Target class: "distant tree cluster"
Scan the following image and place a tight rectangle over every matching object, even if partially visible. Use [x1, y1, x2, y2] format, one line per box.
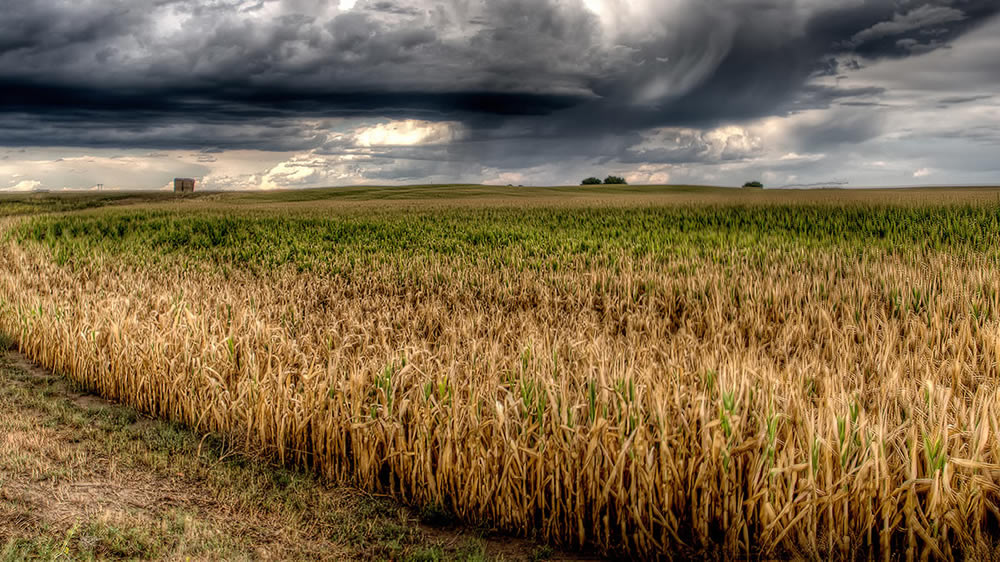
[582, 176, 628, 185]
[743, 181, 764, 189]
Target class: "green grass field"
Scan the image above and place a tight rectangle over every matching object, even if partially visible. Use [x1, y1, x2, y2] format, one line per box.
[18, 202, 1000, 264]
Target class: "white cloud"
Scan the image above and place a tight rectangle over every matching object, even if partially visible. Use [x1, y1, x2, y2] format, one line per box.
[632, 125, 763, 162]
[7, 179, 42, 192]
[354, 120, 461, 147]
[260, 154, 342, 190]
[913, 168, 932, 178]
[487, 172, 526, 186]
[779, 152, 826, 162]
[626, 164, 672, 185]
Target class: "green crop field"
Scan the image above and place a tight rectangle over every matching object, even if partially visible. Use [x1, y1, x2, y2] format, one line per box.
[18, 202, 1000, 266]
[3, 185, 1000, 559]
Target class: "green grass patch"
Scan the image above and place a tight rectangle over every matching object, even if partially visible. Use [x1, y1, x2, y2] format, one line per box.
[15, 203, 1000, 276]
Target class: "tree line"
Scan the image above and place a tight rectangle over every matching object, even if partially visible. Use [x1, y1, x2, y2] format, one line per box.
[581, 176, 628, 185]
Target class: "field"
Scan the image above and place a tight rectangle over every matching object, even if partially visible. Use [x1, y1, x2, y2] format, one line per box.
[0, 343, 548, 561]
[3, 185, 1000, 559]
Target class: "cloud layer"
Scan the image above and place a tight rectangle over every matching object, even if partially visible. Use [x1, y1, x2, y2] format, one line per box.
[1, 0, 998, 189]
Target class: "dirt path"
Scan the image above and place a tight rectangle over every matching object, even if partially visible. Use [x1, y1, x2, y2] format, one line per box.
[0, 348, 589, 561]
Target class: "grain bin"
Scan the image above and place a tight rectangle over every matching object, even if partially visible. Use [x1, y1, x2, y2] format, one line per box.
[173, 178, 196, 193]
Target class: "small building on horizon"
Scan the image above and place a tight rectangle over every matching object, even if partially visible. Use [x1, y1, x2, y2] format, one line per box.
[174, 178, 196, 193]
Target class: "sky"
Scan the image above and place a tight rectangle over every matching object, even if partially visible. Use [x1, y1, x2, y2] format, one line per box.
[1, 0, 998, 191]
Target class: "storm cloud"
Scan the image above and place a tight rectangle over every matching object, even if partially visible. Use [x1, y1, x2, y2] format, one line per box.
[1, 0, 998, 188]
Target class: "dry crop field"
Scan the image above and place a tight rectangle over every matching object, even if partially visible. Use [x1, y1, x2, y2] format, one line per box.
[0, 343, 547, 561]
[3, 185, 1000, 559]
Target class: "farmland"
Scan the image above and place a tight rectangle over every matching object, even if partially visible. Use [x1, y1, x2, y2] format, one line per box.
[3, 185, 1000, 559]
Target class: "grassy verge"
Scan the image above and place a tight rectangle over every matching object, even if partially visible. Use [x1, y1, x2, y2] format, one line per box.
[0, 345, 568, 562]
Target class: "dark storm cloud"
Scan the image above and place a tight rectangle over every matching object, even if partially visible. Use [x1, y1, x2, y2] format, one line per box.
[0, 112, 330, 151]
[554, 0, 998, 133]
[787, 106, 890, 152]
[938, 94, 993, 105]
[0, 0, 997, 152]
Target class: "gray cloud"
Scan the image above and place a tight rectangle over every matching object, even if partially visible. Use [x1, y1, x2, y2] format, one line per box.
[0, 0, 998, 190]
[938, 94, 993, 105]
[1, 0, 997, 150]
[850, 5, 966, 46]
[788, 107, 890, 152]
